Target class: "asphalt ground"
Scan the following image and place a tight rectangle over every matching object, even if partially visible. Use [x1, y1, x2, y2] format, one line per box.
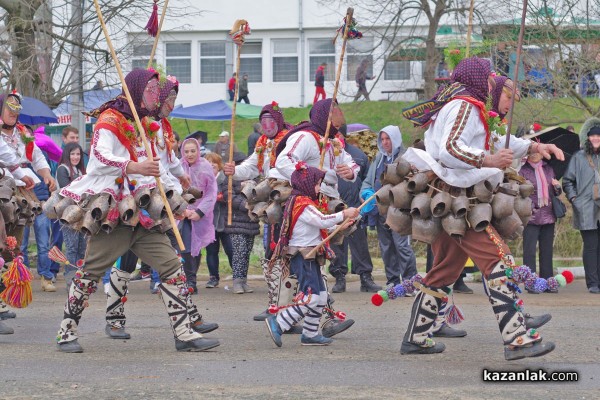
[0, 274, 598, 399]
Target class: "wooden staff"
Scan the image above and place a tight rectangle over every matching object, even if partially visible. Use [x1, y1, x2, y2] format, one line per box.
[92, 0, 185, 250]
[306, 188, 378, 259]
[318, 7, 354, 170]
[147, 0, 170, 69]
[227, 20, 248, 225]
[505, 0, 528, 149]
[465, 0, 475, 57]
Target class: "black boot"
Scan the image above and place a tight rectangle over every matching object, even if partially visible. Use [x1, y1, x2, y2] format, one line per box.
[360, 273, 382, 293]
[332, 275, 346, 293]
[452, 275, 473, 294]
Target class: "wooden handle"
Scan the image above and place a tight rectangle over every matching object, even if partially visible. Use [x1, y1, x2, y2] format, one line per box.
[305, 188, 377, 259]
[227, 46, 243, 226]
[93, 0, 185, 250]
[318, 7, 354, 170]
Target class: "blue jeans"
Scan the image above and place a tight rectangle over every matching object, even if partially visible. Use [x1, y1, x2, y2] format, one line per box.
[21, 214, 53, 280]
[61, 224, 87, 275]
[290, 253, 326, 295]
[50, 219, 63, 275]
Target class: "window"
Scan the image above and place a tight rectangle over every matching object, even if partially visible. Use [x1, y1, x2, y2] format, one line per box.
[384, 60, 411, 80]
[239, 41, 262, 82]
[309, 39, 335, 81]
[272, 39, 298, 82]
[129, 37, 154, 71]
[166, 42, 191, 83]
[199, 41, 226, 83]
[346, 37, 374, 81]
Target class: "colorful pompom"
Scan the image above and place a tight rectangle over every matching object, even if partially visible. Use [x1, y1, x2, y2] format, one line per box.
[393, 284, 406, 298]
[513, 299, 524, 312]
[149, 121, 160, 132]
[554, 274, 567, 287]
[527, 328, 540, 339]
[546, 277, 560, 292]
[512, 265, 532, 283]
[371, 293, 384, 306]
[561, 270, 574, 284]
[533, 277, 548, 293]
[445, 303, 465, 325]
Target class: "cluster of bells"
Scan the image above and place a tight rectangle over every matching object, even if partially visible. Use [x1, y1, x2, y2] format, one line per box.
[376, 158, 538, 244]
[0, 174, 42, 229]
[43, 186, 202, 236]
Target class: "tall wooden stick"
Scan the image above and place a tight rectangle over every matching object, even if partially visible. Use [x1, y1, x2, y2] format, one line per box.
[92, 0, 185, 250]
[505, 0, 528, 149]
[318, 7, 354, 170]
[305, 188, 378, 259]
[147, 0, 170, 69]
[227, 48, 242, 226]
[465, 0, 475, 57]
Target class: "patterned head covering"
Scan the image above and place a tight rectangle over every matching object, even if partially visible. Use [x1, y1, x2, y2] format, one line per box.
[290, 164, 326, 201]
[402, 56, 492, 127]
[153, 77, 179, 119]
[0, 92, 23, 128]
[276, 98, 340, 156]
[451, 57, 492, 103]
[260, 102, 285, 133]
[87, 68, 159, 119]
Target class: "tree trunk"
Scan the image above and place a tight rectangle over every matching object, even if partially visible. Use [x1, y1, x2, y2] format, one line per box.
[5, 1, 44, 97]
[423, 21, 440, 98]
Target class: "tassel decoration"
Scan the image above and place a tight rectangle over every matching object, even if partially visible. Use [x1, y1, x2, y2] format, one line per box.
[48, 246, 69, 265]
[0, 256, 33, 308]
[445, 303, 465, 325]
[145, 0, 159, 37]
[139, 209, 154, 229]
[107, 206, 119, 222]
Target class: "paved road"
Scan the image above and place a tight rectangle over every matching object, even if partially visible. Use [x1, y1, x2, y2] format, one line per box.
[1, 276, 598, 399]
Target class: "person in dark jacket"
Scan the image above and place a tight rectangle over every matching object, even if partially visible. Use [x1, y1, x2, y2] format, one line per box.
[353, 59, 373, 101]
[238, 73, 250, 104]
[563, 116, 600, 294]
[204, 153, 234, 288]
[247, 123, 262, 156]
[329, 133, 382, 293]
[313, 63, 327, 104]
[222, 152, 259, 293]
[519, 153, 561, 292]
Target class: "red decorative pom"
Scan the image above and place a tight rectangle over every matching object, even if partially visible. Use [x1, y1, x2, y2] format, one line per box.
[371, 293, 384, 306]
[295, 161, 307, 171]
[107, 206, 120, 222]
[269, 241, 276, 251]
[5, 236, 18, 251]
[76, 260, 84, 268]
[121, 296, 128, 303]
[268, 304, 279, 314]
[125, 124, 135, 133]
[561, 270, 574, 284]
[334, 311, 346, 321]
[188, 287, 194, 294]
[149, 121, 160, 132]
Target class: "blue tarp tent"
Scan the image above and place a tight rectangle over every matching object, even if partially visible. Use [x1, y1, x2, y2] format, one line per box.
[169, 100, 261, 121]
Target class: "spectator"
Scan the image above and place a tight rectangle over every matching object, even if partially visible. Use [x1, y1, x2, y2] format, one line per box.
[213, 131, 240, 160]
[247, 123, 262, 156]
[178, 137, 218, 294]
[91, 80, 104, 90]
[361, 125, 417, 286]
[563, 117, 600, 294]
[329, 131, 382, 293]
[353, 59, 374, 101]
[20, 168, 55, 292]
[238, 73, 250, 104]
[223, 152, 260, 294]
[519, 152, 562, 293]
[566, 125, 576, 133]
[228, 72, 237, 101]
[313, 62, 327, 104]
[55, 142, 87, 290]
[204, 153, 233, 288]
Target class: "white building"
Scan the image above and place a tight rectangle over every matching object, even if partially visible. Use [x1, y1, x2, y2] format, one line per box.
[126, 0, 447, 108]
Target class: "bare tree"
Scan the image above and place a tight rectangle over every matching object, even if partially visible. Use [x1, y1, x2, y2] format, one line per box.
[0, 0, 201, 107]
[321, 1, 487, 98]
